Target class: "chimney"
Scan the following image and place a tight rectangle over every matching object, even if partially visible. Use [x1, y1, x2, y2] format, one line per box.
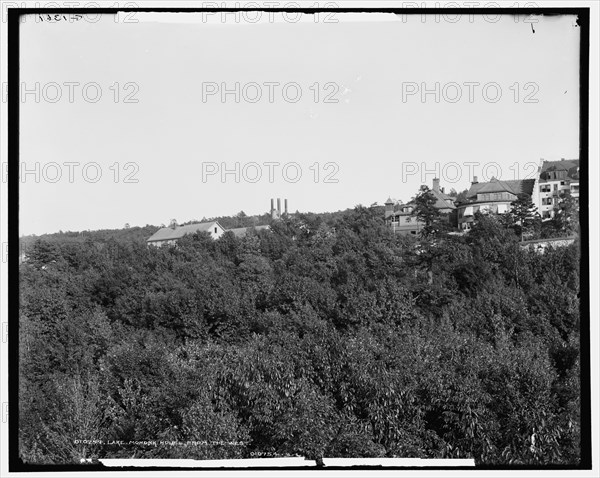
[277, 198, 281, 218]
[284, 199, 288, 216]
[432, 178, 440, 192]
[271, 198, 276, 219]
[472, 176, 478, 184]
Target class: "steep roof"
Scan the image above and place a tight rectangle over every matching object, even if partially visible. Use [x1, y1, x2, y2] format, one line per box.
[540, 159, 579, 180]
[147, 221, 222, 242]
[386, 189, 456, 212]
[466, 178, 535, 199]
[430, 188, 456, 210]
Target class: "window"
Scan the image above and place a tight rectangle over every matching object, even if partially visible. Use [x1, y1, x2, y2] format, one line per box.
[540, 185, 551, 192]
[214, 227, 218, 233]
[410, 230, 416, 235]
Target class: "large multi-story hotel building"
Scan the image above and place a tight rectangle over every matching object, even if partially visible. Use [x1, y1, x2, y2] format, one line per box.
[386, 159, 579, 234]
[537, 159, 579, 219]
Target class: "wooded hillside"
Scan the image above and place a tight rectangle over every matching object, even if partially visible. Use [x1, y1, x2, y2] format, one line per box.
[18, 206, 581, 465]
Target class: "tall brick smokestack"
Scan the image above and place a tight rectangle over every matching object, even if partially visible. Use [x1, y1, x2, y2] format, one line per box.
[271, 198, 275, 219]
[284, 199, 288, 216]
[432, 178, 440, 192]
[277, 198, 281, 218]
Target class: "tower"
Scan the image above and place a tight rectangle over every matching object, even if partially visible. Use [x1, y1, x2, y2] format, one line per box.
[384, 197, 395, 219]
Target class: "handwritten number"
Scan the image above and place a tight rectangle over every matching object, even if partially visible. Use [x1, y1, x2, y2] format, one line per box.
[38, 13, 83, 23]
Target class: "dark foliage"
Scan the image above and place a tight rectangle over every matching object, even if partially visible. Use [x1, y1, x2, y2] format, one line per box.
[18, 207, 581, 465]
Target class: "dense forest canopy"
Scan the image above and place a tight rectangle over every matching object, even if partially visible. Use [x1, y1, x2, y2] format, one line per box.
[18, 201, 581, 465]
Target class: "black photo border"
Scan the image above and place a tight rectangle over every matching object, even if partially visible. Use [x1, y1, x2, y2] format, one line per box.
[7, 5, 591, 473]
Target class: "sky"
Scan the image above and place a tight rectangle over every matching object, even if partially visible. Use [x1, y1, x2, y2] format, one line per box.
[18, 11, 581, 235]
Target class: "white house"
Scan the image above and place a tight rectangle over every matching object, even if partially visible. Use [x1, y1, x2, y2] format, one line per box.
[537, 159, 579, 220]
[147, 221, 225, 247]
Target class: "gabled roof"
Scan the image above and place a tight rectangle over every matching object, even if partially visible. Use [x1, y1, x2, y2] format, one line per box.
[227, 225, 271, 238]
[430, 188, 456, 210]
[475, 177, 518, 194]
[387, 191, 455, 214]
[540, 159, 579, 180]
[147, 221, 223, 242]
[466, 178, 535, 199]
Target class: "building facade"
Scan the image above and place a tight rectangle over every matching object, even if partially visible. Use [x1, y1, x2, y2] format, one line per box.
[456, 176, 537, 231]
[147, 221, 225, 247]
[385, 178, 456, 235]
[537, 159, 579, 220]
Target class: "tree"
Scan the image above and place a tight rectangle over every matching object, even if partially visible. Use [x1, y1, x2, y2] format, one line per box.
[411, 186, 450, 239]
[508, 193, 541, 242]
[17, 203, 581, 466]
[235, 210, 248, 227]
[449, 188, 469, 203]
[551, 192, 579, 237]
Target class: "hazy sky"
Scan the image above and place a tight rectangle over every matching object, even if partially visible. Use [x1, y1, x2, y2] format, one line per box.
[19, 12, 580, 235]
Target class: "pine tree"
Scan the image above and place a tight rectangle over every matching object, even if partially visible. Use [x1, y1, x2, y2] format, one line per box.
[508, 193, 540, 241]
[551, 192, 579, 237]
[412, 185, 449, 239]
